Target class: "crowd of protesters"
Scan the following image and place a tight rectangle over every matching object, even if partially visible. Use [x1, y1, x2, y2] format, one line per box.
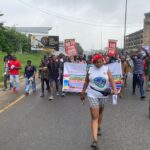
[2, 48, 150, 150]
[2, 48, 150, 100]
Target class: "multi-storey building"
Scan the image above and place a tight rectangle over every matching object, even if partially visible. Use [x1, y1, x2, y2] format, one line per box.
[125, 12, 150, 52]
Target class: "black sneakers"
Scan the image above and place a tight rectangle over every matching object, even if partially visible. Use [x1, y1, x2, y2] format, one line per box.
[141, 96, 146, 100]
[91, 141, 99, 149]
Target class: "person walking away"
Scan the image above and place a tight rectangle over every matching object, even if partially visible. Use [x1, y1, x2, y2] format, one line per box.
[80, 54, 117, 149]
[48, 55, 61, 100]
[3, 58, 10, 91]
[39, 59, 50, 98]
[8, 56, 21, 93]
[24, 60, 36, 95]
[131, 48, 149, 100]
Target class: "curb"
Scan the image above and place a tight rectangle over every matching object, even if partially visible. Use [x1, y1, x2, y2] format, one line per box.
[0, 75, 24, 91]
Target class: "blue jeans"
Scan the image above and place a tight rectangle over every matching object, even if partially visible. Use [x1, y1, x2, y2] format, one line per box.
[133, 74, 144, 97]
[10, 75, 19, 91]
[25, 77, 36, 93]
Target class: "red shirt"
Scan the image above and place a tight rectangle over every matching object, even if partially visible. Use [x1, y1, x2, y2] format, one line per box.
[8, 60, 21, 75]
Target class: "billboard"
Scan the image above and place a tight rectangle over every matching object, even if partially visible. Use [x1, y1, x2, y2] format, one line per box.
[65, 39, 77, 56]
[31, 35, 59, 51]
[107, 39, 117, 57]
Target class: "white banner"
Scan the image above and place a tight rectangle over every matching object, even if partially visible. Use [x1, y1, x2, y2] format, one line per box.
[63, 62, 123, 93]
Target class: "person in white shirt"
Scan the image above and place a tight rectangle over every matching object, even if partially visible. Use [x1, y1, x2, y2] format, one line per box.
[81, 54, 117, 149]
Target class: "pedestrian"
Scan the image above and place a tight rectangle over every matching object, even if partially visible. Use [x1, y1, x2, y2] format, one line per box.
[76, 55, 86, 64]
[131, 48, 149, 99]
[24, 60, 36, 95]
[39, 59, 50, 98]
[144, 53, 150, 91]
[48, 55, 61, 100]
[3, 58, 10, 91]
[119, 55, 130, 98]
[80, 54, 117, 149]
[3, 51, 13, 62]
[8, 55, 21, 93]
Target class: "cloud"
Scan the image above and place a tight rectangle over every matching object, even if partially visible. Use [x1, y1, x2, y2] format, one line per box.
[0, 0, 149, 50]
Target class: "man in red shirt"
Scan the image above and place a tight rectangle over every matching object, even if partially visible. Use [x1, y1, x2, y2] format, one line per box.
[8, 56, 21, 93]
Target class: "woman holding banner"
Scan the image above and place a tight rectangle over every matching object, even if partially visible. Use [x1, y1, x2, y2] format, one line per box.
[80, 54, 117, 149]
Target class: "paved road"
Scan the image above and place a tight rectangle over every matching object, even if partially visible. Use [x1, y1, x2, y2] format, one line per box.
[0, 79, 150, 150]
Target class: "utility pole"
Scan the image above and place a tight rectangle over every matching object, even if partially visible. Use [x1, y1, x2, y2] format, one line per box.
[101, 32, 103, 50]
[124, 0, 128, 50]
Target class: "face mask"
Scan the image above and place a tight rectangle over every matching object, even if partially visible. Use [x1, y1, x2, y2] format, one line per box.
[60, 58, 63, 62]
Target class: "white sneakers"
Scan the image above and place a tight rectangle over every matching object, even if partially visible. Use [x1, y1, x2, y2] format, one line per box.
[49, 96, 54, 100]
[49, 92, 65, 100]
[56, 92, 59, 96]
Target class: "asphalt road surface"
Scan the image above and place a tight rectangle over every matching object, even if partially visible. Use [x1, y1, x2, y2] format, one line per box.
[0, 80, 150, 150]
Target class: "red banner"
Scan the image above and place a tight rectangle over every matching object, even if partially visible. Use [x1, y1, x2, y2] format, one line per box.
[107, 39, 117, 57]
[65, 39, 77, 56]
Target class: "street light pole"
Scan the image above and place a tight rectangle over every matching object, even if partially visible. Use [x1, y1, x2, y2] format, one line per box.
[124, 0, 128, 50]
[101, 32, 103, 50]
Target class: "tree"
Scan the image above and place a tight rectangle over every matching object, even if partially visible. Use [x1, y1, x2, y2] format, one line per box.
[0, 27, 30, 52]
[0, 13, 30, 52]
[76, 42, 84, 55]
[0, 13, 4, 29]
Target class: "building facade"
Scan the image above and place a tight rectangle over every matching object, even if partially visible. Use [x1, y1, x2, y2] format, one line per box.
[143, 12, 150, 46]
[125, 12, 150, 52]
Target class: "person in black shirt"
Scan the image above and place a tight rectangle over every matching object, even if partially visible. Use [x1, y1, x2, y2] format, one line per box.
[24, 60, 36, 95]
[48, 55, 61, 100]
[3, 51, 13, 62]
[39, 59, 50, 98]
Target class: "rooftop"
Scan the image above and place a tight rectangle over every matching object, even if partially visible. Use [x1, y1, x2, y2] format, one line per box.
[145, 12, 150, 17]
[126, 29, 143, 37]
[16, 27, 52, 34]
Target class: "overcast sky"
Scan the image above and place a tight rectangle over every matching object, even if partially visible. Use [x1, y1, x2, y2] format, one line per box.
[0, 0, 150, 50]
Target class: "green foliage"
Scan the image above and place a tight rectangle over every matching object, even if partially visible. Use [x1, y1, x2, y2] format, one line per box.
[0, 27, 30, 52]
[0, 13, 30, 52]
[0, 52, 43, 82]
[76, 42, 84, 55]
[0, 13, 4, 29]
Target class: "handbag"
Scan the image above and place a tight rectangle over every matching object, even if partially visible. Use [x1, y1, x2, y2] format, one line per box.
[90, 86, 111, 96]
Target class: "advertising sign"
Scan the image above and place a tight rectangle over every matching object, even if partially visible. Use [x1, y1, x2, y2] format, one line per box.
[31, 34, 59, 51]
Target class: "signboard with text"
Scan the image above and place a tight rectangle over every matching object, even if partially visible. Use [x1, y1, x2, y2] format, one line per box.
[63, 62, 123, 93]
[65, 39, 77, 56]
[31, 34, 59, 51]
[107, 39, 117, 57]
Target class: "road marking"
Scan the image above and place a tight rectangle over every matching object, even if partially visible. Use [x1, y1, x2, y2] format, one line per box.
[0, 83, 41, 114]
[0, 95, 25, 114]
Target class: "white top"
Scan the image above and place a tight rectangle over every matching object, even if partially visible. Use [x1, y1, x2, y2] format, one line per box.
[87, 65, 109, 98]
